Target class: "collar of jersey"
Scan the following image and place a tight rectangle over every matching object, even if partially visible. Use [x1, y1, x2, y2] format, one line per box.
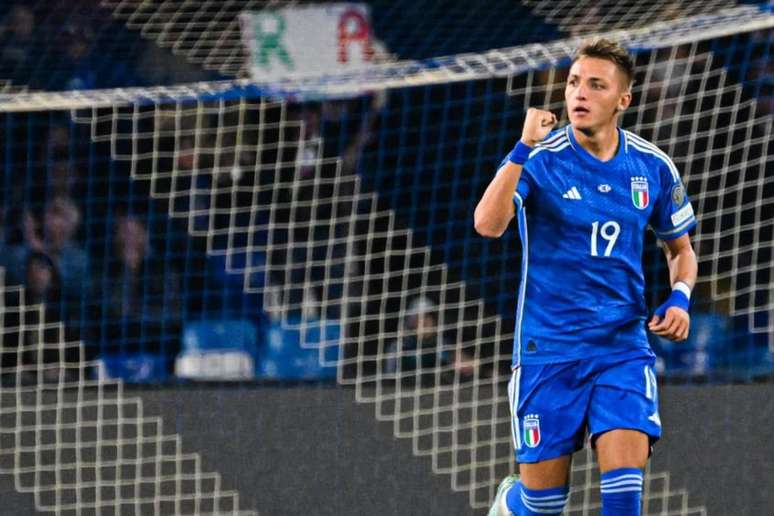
[566, 125, 627, 168]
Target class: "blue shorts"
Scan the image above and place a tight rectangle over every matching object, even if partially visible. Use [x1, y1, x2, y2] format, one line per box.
[508, 352, 661, 463]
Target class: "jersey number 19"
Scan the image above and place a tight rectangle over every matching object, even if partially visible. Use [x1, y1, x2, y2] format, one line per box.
[590, 220, 621, 257]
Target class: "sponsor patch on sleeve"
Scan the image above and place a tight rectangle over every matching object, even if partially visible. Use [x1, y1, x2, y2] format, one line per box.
[671, 203, 694, 226]
[671, 184, 685, 206]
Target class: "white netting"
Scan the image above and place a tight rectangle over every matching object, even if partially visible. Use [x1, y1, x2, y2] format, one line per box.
[521, 0, 732, 35]
[100, 0, 297, 77]
[1, 5, 772, 108]
[98, 0, 747, 77]
[62, 25, 774, 511]
[1, 4, 771, 514]
[0, 271, 258, 515]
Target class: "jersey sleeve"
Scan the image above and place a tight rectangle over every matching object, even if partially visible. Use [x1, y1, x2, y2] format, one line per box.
[649, 157, 697, 240]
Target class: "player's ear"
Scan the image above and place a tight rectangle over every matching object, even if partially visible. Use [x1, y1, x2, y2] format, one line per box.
[615, 71, 633, 112]
[617, 88, 632, 112]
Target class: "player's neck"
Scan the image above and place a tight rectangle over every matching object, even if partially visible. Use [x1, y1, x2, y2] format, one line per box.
[572, 124, 619, 162]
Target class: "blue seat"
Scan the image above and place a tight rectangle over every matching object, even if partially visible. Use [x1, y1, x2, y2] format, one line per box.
[652, 312, 731, 376]
[652, 312, 774, 381]
[257, 317, 340, 380]
[95, 353, 169, 384]
[182, 320, 258, 353]
[176, 320, 258, 381]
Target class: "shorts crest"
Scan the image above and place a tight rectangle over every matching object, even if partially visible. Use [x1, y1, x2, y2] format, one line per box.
[523, 414, 541, 448]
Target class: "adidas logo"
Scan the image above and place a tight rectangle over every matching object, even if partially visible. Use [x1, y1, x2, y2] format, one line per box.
[562, 186, 582, 200]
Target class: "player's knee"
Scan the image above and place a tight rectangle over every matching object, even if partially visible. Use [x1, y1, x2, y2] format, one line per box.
[519, 456, 572, 490]
[595, 430, 649, 471]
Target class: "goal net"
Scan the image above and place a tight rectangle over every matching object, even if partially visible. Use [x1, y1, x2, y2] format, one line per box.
[0, 1, 772, 514]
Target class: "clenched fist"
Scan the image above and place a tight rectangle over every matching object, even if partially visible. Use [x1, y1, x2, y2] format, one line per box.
[648, 307, 690, 341]
[521, 108, 558, 147]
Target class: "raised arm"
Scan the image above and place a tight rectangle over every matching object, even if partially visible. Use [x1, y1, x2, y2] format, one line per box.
[648, 233, 698, 341]
[474, 108, 556, 238]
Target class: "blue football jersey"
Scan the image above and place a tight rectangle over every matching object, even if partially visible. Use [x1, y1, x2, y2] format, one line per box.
[502, 125, 697, 367]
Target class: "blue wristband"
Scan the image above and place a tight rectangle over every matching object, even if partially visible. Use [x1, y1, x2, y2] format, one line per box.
[507, 141, 534, 165]
[654, 287, 690, 318]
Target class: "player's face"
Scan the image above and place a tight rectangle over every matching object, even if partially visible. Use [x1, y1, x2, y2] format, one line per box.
[565, 57, 631, 132]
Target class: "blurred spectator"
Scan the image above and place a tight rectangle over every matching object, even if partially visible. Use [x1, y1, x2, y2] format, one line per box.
[296, 105, 323, 180]
[0, 5, 37, 86]
[24, 251, 82, 357]
[25, 125, 87, 207]
[268, 93, 386, 322]
[55, 23, 97, 91]
[48, 159, 85, 200]
[25, 252, 62, 307]
[384, 296, 477, 385]
[100, 214, 182, 366]
[747, 29, 774, 115]
[45, 125, 85, 199]
[6, 196, 91, 310]
[135, 41, 211, 87]
[0, 205, 7, 269]
[1, 252, 81, 385]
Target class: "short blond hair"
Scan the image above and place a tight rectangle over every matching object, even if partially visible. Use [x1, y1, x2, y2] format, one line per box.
[573, 37, 635, 89]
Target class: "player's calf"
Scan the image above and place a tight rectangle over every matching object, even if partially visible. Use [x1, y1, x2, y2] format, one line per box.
[600, 468, 644, 516]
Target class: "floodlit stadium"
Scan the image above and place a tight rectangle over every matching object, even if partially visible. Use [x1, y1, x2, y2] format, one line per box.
[0, 1, 772, 514]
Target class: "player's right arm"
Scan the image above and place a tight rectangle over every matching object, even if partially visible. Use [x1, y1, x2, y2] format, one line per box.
[474, 108, 557, 238]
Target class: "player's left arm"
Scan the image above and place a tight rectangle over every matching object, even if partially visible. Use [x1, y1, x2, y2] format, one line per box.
[647, 233, 698, 341]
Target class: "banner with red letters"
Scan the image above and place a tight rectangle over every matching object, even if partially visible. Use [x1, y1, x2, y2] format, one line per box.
[240, 3, 375, 82]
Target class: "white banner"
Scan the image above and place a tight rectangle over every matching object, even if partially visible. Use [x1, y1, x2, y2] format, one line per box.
[240, 4, 375, 82]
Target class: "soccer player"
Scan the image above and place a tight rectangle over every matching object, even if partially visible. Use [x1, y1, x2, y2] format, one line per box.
[474, 38, 698, 516]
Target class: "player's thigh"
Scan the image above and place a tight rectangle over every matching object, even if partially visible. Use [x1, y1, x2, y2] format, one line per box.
[519, 455, 572, 490]
[508, 362, 590, 468]
[587, 356, 661, 468]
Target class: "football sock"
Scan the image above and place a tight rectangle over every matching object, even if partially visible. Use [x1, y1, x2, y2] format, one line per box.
[505, 481, 569, 515]
[600, 467, 643, 516]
